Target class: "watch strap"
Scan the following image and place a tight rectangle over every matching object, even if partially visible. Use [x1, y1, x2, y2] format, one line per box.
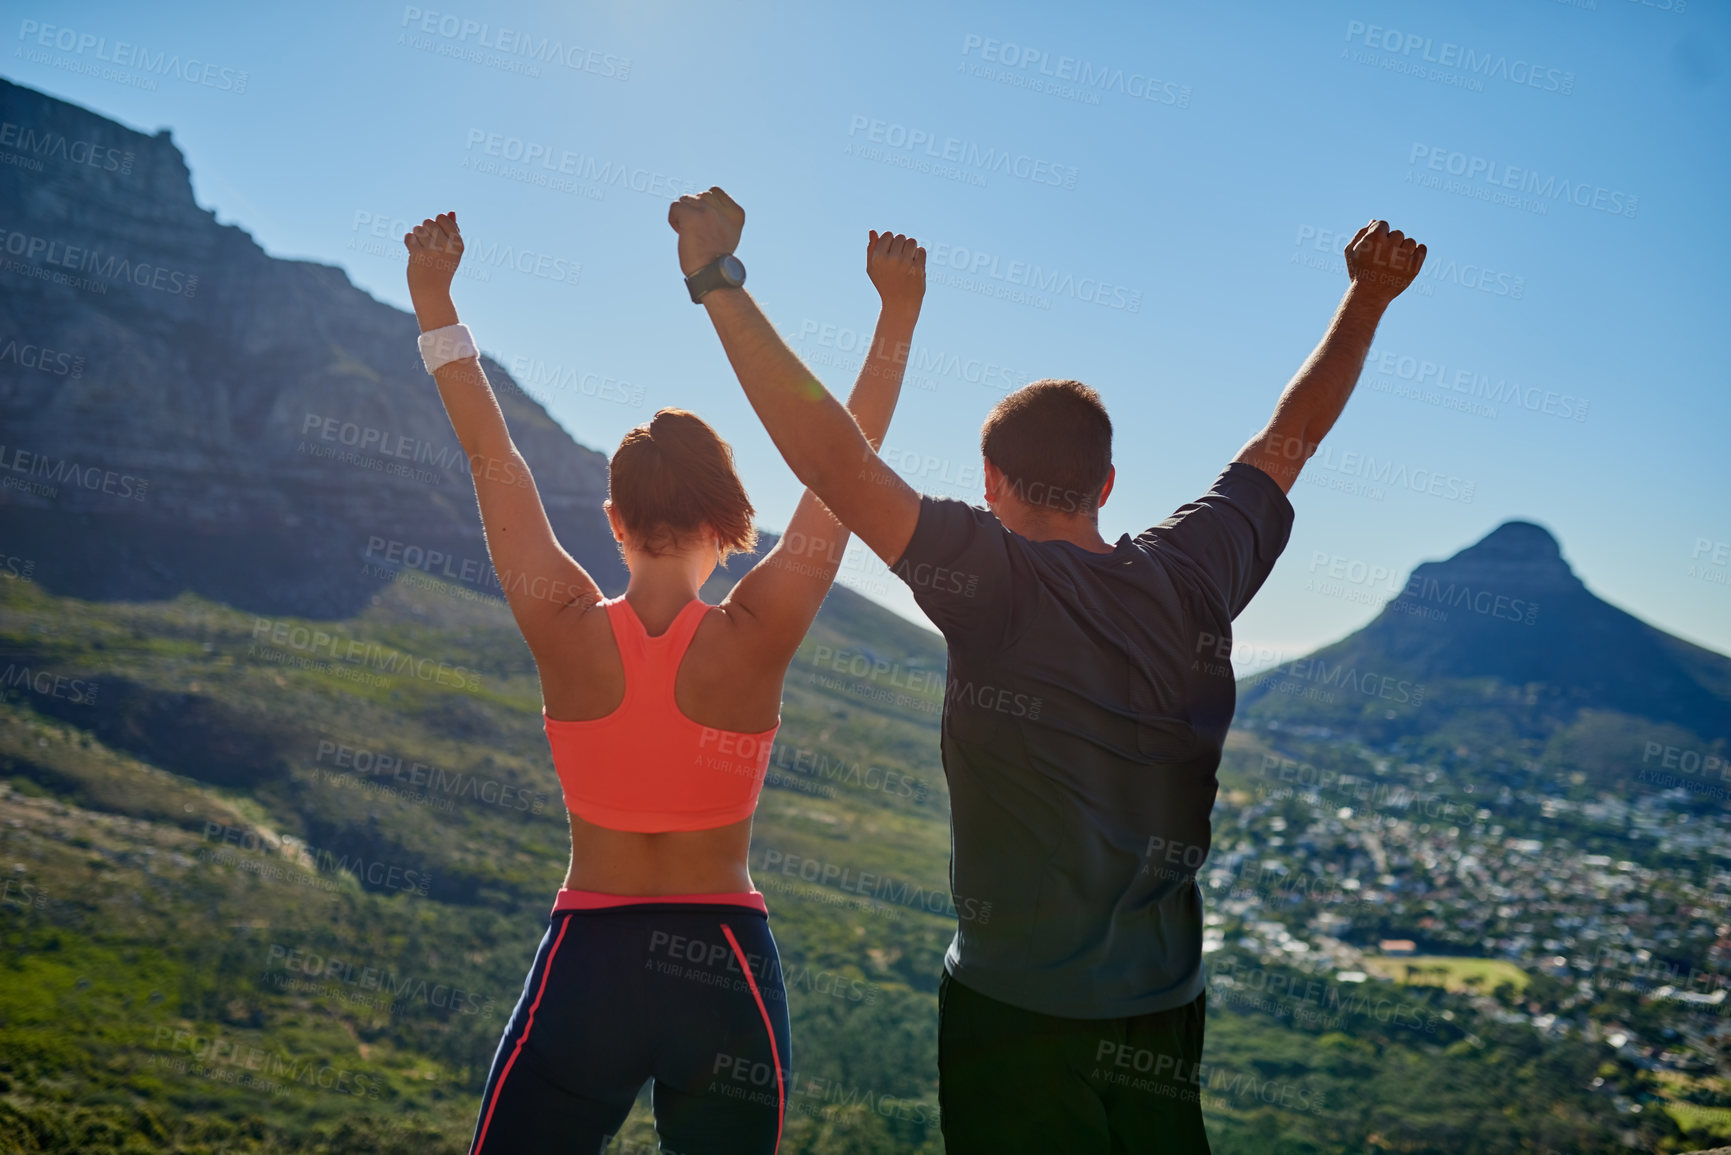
[686, 254, 743, 303]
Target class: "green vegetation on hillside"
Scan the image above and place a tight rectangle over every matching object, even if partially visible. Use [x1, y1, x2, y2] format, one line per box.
[0, 574, 1708, 1152]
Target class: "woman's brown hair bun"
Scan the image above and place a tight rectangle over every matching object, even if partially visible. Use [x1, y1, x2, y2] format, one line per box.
[609, 408, 757, 560]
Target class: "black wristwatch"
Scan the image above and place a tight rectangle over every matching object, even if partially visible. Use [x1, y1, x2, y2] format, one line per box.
[685, 253, 746, 303]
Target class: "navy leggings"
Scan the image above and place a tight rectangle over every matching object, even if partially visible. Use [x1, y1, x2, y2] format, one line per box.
[468, 903, 791, 1154]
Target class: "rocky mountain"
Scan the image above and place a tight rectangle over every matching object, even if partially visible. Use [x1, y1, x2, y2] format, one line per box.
[0, 76, 631, 617]
[1240, 520, 1731, 784]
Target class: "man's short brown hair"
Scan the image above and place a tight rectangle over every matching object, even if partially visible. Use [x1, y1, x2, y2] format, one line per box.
[980, 379, 1113, 515]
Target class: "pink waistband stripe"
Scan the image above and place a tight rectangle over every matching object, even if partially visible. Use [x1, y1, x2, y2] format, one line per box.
[552, 887, 768, 915]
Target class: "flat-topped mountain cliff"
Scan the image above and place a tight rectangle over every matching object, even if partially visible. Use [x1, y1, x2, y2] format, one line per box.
[0, 76, 623, 617]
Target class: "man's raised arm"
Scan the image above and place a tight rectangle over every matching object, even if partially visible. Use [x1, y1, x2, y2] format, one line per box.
[669, 187, 922, 565]
[1235, 220, 1427, 493]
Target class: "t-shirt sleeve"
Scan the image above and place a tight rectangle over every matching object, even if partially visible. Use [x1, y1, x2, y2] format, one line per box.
[891, 495, 1014, 645]
[1136, 462, 1295, 618]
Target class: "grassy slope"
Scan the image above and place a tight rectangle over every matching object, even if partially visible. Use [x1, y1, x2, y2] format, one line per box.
[0, 574, 1692, 1153]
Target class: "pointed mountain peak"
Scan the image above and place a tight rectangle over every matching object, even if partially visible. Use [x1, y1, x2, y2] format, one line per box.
[1463, 520, 1563, 563]
[1401, 520, 1583, 599]
[1246, 516, 1731, 745]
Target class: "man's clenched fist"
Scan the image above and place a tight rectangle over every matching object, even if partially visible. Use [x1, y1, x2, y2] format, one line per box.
[1344, 220, 1427, 304]
[669, 187, 745, 276]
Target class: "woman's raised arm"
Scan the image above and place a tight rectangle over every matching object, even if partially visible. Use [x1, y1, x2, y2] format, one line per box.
[403, 213, 603, 651]
[724, 230, 926, 655]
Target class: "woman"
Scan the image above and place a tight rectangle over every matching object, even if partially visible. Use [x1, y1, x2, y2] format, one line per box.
[401, 210, 926, 1154]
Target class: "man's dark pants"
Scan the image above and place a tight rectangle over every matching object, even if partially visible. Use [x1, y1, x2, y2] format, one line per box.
[938, 972, 1211, 1154]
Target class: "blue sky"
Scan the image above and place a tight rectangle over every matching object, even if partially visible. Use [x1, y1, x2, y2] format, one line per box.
[8, 0, 1728, 665]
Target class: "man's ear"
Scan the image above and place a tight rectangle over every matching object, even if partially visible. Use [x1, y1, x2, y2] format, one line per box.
[982, 458, 1005, 506]
[1096, 466, 1116, 510]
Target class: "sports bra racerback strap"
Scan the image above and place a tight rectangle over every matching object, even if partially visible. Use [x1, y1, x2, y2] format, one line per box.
[603, 597, 708, 695]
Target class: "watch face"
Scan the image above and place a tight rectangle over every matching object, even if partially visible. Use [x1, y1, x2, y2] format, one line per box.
[719, 254, 746, 285]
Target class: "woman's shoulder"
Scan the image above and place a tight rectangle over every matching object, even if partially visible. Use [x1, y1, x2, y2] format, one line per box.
[526, 593, 619, 660]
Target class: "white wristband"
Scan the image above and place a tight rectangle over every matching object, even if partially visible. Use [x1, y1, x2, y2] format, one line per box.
[417, 323, 479, 374]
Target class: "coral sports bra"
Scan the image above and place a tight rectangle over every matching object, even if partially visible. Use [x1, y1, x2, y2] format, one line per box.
[543, 597, 780, 833]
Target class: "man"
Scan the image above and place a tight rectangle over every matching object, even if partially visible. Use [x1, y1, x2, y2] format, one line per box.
[670, 187, 1425, 1152]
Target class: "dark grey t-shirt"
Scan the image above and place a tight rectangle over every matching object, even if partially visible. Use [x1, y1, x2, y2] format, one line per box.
[892, 462, 1293, 1019]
